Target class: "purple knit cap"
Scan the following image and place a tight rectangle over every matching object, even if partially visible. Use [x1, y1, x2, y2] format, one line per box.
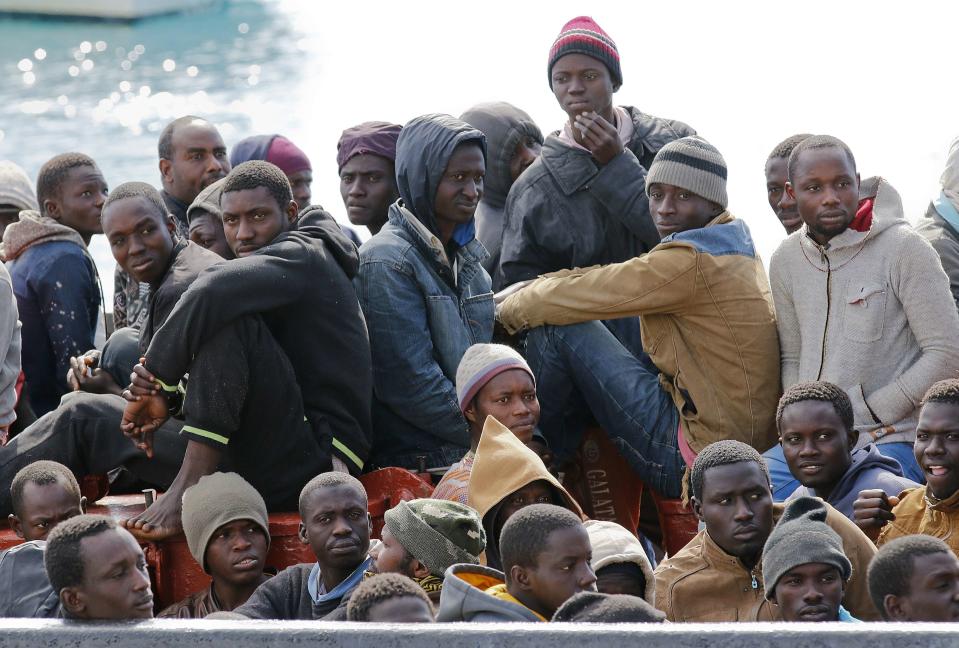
[336, 121, 402, 172]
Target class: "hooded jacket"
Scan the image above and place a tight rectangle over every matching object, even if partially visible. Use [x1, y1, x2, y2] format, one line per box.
[144, 206, 372, 474]
[468, 417, 584, 571]
[584, 519, 656, 604]
[916, 200, 959, 310]
[786, 443, 918, 520]
[3, 210, 99, 416]
[355, 114, 494, 469]
[653, 501, 878, 622]
[0, 264, 20, 428]
[878, 485, 959, 555]
[437, 563, 544, 622]
[498, 212, 781, 455]
[0, 541, 59, 618]
[460, 103, 544, 275]
[496, 106, 696, 290]
[770, 178, 959, 448]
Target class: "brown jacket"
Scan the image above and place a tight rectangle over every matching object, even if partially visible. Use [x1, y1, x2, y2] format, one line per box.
[158, 584, 219, 619]
[878, 485, 959, 553]
[497, 212, 780, 454]
[653, 501, 879, 621]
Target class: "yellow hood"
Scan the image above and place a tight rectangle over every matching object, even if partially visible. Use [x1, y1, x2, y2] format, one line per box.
[467, 416, 584, 521]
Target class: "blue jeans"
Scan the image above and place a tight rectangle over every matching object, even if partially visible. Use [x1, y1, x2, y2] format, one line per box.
[764, 440, 925, 502]
[523, 321, 685, 498]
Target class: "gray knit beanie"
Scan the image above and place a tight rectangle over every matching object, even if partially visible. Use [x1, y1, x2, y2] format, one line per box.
[645, 136, 728, 209]
[0, 161, 38, 212]
[181, 472, 270, 572]
[455, 343, 534, 413]
[384, 499, 486, 578]
[761, 496, 851, 600]
[552, 591, 666, 623]
[187, 177, 225, 224]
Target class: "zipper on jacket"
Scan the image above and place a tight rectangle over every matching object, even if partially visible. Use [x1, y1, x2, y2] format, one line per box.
[816, 248, 832, 380]
[750, 571, 759, 590]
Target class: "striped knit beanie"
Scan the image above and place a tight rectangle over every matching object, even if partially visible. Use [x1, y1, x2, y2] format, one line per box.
[548, 16, 622, 90]
[455, 343, 534, 413]
[384, 499, 486, 578]
[646, 136, 728, 209]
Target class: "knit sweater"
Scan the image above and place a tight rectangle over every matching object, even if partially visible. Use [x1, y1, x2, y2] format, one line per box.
[770, 177, 959, 447]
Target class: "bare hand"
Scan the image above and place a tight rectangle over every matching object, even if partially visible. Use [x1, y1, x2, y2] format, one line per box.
[129, 359, 160, 397]
[853, 488, 898, 541]
[68, 354, 122, 395]
[121, 393, 169, 458]
[573, 111, 623, 165]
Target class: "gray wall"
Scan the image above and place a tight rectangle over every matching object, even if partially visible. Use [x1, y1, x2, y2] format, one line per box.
[0, 620, 958, 647]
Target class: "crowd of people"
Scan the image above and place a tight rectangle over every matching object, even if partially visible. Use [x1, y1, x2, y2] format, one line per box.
[0, 14, 958, 626]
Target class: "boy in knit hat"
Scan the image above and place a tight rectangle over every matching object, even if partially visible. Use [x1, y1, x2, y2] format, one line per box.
[0, 160, 38, 243]
[778, 381, 916, 519]
[187, 178, 233, 259]
[326, 498, 485, 619]
[584, 519, 655, 603]
[432, 343, 541, 504]
[762, 497, 859, 622]
[854, 379, 959, 554]
[771, 136, 959, 484]
[497, 16, 696, 291]
[867, 535, 959, 622]
[159, 472, 272, 618]
[230, 134, 313, 212]
[370, 499, 484, 602]
[347, 573, 435, 623]
[498, 138, 781, 498]
[460, 103, 543, 275]
[439, 503, 595, 622]
[5, 153, 106, 417]
[337, 121, 402, 237]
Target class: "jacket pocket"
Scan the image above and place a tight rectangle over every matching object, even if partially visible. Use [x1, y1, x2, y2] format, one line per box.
[462, 291, 494, 343]
[842, 281, 887, 342]
[425, 295, 473, 379]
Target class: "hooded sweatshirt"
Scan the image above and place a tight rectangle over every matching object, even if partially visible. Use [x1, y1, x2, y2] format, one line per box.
[786, 443, 918, 520]
[496, 106, 696, 290]
[437, 563, 544, 622]
[355, 114, 494, 469]
[770, 177, 959, 448]
[0, 264, 20, 428]
[3, 210, 99, 416]
[143, 206, 372, 474]
[584, 519, 656, 604]
[460, 103, 544, 275]
[916, 137, 959, 309]
[468, 416, 584, 571]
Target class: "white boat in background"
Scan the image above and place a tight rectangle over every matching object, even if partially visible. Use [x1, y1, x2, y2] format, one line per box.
[0, 0, 215, 20]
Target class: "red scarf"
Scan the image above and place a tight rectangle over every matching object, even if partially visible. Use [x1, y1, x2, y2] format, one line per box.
[849, 197, 874, 232]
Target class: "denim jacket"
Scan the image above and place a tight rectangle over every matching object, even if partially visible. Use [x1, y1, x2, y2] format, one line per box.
[356, 204, 493, 468]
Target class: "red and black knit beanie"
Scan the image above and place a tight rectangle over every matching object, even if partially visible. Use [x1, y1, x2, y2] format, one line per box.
[548, 16, 622, 90]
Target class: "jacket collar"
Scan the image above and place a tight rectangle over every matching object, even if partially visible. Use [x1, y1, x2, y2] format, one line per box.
[701, 530, 760, 576]
[388, 202, 488, 288]
[925, 485, 959, 512]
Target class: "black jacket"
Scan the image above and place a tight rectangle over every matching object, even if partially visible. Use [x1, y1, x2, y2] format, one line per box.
[496, 106, 696, 289]
[144, 207, 373, 473]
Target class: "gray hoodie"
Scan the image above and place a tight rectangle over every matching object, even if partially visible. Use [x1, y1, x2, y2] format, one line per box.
[438, 563, 543, 622]
[460, 103, 543, 275]
[770, 177, 959, 447]
[0, 263, 20, 428]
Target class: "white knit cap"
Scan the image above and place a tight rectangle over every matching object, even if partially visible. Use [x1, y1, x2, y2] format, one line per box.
[0, 161, 38, 213]
[584, 519, 656, 604]
[455, 343, 533, 413]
